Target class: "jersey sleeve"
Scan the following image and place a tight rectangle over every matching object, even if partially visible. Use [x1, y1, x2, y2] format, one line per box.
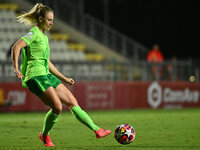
[21, 30, 36, 46]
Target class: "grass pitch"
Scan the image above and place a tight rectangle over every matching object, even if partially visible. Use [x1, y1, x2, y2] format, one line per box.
[0, 108, 200, 150]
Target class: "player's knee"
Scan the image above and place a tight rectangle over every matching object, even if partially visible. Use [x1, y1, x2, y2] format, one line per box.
[68, 97, 78, 109]
[53, 104, 62, 114]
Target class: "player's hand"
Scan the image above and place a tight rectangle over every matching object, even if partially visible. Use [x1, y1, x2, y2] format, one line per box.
[14, 69, 24, 79]
[65, 77, 75, 85]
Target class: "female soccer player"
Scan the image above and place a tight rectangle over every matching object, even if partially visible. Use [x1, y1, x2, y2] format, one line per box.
[11, 3, 111, 147]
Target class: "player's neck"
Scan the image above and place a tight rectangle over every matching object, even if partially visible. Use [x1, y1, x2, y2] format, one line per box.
[37, 26, 45, 34]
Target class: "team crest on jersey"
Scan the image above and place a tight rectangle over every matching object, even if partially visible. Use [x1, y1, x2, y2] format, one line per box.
[24, 31, 34, 40]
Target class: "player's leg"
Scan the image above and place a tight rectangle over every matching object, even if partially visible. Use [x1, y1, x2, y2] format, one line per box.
[37, 87, 62, 146]
[39, 86, 62, 134]
[38, 87, 62, 146]
[55, 83, 99, 130]
[55, 83, 111, 138]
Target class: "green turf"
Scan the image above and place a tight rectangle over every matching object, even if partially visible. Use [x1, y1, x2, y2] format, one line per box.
[0, 108, 200, 150]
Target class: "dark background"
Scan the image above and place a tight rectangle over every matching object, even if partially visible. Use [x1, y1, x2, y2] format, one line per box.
[84, 0, 199, 60]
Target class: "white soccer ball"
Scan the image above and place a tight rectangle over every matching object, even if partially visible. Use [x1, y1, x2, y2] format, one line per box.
[114, 124, 136, 144]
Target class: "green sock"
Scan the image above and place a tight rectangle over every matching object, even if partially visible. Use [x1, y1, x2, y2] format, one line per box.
[70, 106, 100, 131]
[42, 109, 59, 136]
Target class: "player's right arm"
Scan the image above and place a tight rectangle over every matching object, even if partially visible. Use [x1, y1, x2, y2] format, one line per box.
[11, 39, 27, 79]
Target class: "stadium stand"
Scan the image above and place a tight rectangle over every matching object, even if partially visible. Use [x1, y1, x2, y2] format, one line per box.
[0, 1, 194, 82]
[0, 3, 109, 81]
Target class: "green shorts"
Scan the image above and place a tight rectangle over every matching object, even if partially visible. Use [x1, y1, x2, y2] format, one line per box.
[26, 74, 62, 97]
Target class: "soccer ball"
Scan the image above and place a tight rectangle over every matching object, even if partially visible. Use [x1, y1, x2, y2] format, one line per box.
[114, 124, 135, 144]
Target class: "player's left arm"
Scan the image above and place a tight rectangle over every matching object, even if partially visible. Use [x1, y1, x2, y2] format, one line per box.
[48, 60, 74, 85]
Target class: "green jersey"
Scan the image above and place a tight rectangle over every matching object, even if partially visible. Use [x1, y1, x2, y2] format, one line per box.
[21, 26, 50, 87]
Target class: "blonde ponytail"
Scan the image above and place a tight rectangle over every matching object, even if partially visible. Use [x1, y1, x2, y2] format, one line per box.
[17, 3, 52, 26]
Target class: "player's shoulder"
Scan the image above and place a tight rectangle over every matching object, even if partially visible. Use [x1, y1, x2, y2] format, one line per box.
[28, 26, 37, 31]
[27, 26, 39, 35]
[22, 26, 39, 41]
